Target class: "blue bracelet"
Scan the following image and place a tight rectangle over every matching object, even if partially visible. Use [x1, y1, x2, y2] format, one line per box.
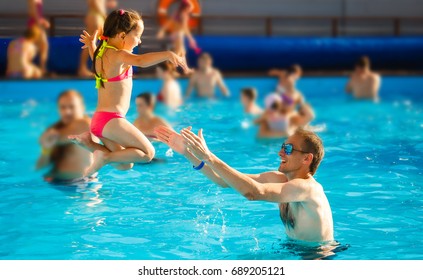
[193, 161, 205, 170]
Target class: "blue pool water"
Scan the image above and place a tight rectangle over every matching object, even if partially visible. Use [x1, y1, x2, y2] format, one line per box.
[0, 76, 422, 260]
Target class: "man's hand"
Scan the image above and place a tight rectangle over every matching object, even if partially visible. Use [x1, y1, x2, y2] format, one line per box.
[40, 128, 60, 149]
[155, 126, 190, 155]
[181, 128, 212, 162]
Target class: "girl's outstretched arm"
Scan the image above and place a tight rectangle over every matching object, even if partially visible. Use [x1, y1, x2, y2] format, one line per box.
[119, 50, 191, 74]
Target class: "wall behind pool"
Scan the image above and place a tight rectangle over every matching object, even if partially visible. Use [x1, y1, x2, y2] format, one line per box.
[1, 36, 423, 75]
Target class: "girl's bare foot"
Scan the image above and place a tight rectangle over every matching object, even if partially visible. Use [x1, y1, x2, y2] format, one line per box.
[84, 150, 108, 176]
[68, 131, 95, 150]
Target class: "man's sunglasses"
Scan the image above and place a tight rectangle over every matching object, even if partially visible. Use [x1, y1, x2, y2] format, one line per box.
[280, 143, 310, 155]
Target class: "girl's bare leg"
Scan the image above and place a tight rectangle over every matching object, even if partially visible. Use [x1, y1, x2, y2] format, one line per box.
[84, 118, 155, 175]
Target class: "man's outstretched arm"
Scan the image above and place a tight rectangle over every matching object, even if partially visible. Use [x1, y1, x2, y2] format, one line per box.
[181, 129, 310, 203]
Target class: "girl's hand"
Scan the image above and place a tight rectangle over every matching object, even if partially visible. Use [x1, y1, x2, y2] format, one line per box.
[79, 30, 98, 50]
[181, 128, 212, 162]
[167, 51, 193, 74]
[155, 126, 191, 155]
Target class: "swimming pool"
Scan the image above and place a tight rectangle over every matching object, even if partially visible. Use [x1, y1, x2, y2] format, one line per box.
[0, 76, 422, 260]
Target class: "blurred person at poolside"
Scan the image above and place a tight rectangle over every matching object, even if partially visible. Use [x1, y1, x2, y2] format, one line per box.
[186, 53, 229, 98]
[28, 0, 49, 75]
[157, 61, 183, 108]
[255, 94, 314, 139]
[36, 90, 94, 183]
[133, 92, 173, 141]
[269, 64, 304, 111]
[6, 26, 42, 79]
[155, 126, 333, 243]
[240, 88, 262, 115]
[157, 0, 199, 70]
[78, 0, 118, 77]
[345, 56, 381, 102]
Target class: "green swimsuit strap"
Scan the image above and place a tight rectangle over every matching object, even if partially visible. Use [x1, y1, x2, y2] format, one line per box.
[95, 40, 118, 88]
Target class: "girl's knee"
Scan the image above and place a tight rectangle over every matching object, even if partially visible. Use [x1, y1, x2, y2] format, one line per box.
[145, 146, 155, 162]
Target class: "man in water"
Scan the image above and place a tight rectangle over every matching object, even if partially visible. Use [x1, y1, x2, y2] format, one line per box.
[133, 92, 172, 141]
[240, 88, 263, 115]
[36, 90, 95, 183]
[185, 53, 229, 98]
[345, 56, 381, 102]
[155, 126, 334, 242]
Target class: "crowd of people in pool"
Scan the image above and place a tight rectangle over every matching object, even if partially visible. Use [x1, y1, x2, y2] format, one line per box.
[8, 1, 381, 245]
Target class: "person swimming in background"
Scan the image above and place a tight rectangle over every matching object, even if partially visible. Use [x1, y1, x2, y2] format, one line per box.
[78, 0, 118, 77]
[6, 26, 42, 79]
[155, 126, 334, 243]
[240, 88, 263, 115]
[133, 92, 173, 141]
[36, 90, 95, 184]
[185, 53, 230, 98]
[69, 9, 190, 176]
[255, 93, 315, 139]
[255, 94, 291, 138]
[269, 64, 304, 111]
[156, 61, 183, 108]
[27, 0, 49, 75]
[345, 56, 381, 102]
[157, 0, 199, 71]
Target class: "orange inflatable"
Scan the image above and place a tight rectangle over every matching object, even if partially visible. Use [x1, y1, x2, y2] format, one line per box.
[157, 0, 201, 32]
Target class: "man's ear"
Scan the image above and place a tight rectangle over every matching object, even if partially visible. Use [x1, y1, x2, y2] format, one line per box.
[304, 153, 313, 166]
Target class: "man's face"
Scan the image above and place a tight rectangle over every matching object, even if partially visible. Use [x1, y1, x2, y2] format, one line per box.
[240, 94, 251, 106]
[278, 134, 307, 173]
[58, 95, 84, 125]
[135, 97, 151, 116]
[198, 57, 211, 70]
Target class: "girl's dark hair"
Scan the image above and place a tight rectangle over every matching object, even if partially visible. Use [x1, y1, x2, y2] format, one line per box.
[93, 9, 142, 88]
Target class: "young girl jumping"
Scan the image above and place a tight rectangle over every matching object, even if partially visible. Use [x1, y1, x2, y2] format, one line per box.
[70, 9, 190, 176]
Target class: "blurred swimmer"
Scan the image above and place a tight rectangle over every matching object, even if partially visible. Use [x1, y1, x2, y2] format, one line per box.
[156, 61, 183, 108]
[78, 0, 118, 77]
[186, 53, 229, 98]
[269, 64, 304, 110]
[134, 93, 173, 141]
[255, 94, 314, 139]
[69, 10, 190, 176]
[240, 88, 263, 115]
[6, 26, 42, 79]
[27, 0, 49, 75]
[155, 126, 333, 243]
[346, 56, 381, 102]
[157, 0, 199, 71]
[36, 90, 95, 183]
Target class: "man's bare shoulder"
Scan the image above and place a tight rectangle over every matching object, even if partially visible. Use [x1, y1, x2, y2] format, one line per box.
[250, 171, 287, 183]
[369, 72, 381, 81]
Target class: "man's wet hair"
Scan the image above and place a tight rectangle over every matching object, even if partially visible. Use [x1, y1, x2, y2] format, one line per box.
[355, 56, 370, 69]
[294, 128, 324, 175]
[241, 88, 257, 101]
[199, 52, 212, 62]
[287, 64, 302, 76]
[136, 92, 156, 107]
